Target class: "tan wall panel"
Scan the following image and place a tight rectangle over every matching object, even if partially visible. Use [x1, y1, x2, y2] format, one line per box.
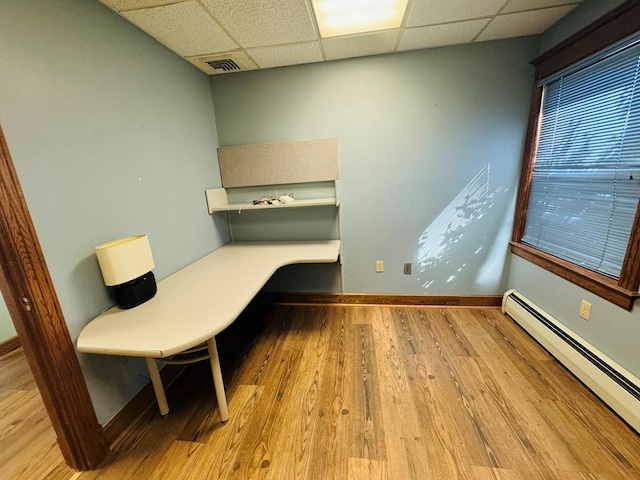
[218, 138, 338, 187]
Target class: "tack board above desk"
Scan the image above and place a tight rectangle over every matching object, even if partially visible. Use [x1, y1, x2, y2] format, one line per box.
[217, 137, 338, 188]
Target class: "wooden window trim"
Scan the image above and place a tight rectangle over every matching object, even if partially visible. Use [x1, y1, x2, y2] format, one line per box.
[510, 243, 639, 310]
[511, 0, 640, 311]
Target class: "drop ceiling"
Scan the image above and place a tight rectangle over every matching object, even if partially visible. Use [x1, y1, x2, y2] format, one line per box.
[99, 0, 582, 75]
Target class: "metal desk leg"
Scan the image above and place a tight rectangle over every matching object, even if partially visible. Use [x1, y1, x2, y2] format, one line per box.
[145, 357, 169, 416]
[207, 337, 229, 423]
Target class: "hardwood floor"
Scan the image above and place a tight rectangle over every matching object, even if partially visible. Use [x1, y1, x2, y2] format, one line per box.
[0, 347, 76, 480]
[75, 304, 640, 480]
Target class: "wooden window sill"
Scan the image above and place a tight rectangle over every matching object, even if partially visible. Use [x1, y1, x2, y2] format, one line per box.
[510, 242, 639, 311]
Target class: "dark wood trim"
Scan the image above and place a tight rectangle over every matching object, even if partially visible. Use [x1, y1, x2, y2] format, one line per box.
[511, 1, 640, 309]
[0, 125, 108, 469]
[533, 0, 640, 79]
[103, 364, 185, 446]
[512, 79, 543, 242]
[510, 242, 639, 310]
[260, 292, 503, 307]
[619, 199, 640, 293]
[0, 335, 20, 357]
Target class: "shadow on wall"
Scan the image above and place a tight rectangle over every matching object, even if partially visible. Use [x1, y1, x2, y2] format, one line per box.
[416, 164, 511, 293]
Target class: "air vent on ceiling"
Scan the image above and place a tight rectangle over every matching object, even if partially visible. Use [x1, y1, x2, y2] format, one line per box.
[188, 52, 256, 75]
[205, 58, 241, 72]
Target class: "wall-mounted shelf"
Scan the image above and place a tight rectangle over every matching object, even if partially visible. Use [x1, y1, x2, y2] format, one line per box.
[206, 138, 341, 216]
[206, 189, 338, 213]
[206, 185, 339, 214]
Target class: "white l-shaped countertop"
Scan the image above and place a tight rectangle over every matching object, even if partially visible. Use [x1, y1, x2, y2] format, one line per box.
[77, 240, 340, 358]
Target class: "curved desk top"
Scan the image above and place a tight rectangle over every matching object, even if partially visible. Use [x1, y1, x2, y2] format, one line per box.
[77, 240, 340, 359]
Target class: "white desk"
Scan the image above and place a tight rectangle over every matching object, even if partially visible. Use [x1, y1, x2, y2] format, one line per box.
[77, 240, 341, 421]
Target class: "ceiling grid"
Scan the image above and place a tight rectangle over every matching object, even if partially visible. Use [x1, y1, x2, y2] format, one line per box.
[99, 0, 582, 74]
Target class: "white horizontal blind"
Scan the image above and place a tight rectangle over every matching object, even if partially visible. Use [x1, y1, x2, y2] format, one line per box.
[522, 37, 640, 278]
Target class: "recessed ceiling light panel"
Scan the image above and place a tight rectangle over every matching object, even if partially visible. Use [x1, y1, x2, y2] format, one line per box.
[312, 0, 408, 37]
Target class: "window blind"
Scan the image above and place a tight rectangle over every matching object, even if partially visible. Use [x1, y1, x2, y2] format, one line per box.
[522, 36, 640, 278]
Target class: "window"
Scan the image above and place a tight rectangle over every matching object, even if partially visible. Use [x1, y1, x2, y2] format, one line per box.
[523, 36, 640, 277]
[511, 1, 640, 310]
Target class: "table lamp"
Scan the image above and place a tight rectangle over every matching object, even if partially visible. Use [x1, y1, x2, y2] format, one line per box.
[95, 234, 157, 309]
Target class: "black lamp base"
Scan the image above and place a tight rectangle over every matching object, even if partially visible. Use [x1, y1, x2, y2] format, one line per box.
[113, 271, 157, 309]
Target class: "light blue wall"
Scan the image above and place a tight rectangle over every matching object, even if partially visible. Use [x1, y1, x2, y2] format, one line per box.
[0, 0, 228, 423]
[508, 257, 640, 376]
[507, 0, 640, 378]
[210, 37, 539, 295]
[0, 298, 16, 342]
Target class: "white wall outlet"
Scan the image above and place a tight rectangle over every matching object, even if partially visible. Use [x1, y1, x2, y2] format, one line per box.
[404, 262, 412, 274]
[579, 299, 591, 320]
[376, 260, 384, 273]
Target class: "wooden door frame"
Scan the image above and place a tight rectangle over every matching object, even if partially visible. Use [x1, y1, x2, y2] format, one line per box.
[0, 125, 108, 470]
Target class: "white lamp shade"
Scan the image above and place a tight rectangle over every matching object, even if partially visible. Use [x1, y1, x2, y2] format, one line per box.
[95, 235, 155, 286]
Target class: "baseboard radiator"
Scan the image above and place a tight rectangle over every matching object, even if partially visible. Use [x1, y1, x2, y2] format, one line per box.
[502, 289, 640, 433]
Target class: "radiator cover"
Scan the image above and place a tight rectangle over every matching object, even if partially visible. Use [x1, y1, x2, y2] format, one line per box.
[502, 289, 640, 433]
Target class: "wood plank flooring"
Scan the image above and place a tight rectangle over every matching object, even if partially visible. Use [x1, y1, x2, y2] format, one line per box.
[0, 347, 76, 480]
[75, 305, 640, 480]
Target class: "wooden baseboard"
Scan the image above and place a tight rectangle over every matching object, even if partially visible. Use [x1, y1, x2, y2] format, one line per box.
[260, 293, 503, 307]
[102, 364, 186, 447]
[0, 336, 20, 357]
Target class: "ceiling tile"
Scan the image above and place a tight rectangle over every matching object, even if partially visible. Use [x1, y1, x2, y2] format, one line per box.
[200, 0, 317, 48]
[407, 0, 505, 27]
[502, 0, 581, 14]
[100, 0, 182, 11]
[247, 42, 324, 69]
[322, 30, 399, 61]
[398, 19, 489, 51]
[121, 1, 238, 57]
[101, 0, 584, 74]
[477, 5, 577, 42]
